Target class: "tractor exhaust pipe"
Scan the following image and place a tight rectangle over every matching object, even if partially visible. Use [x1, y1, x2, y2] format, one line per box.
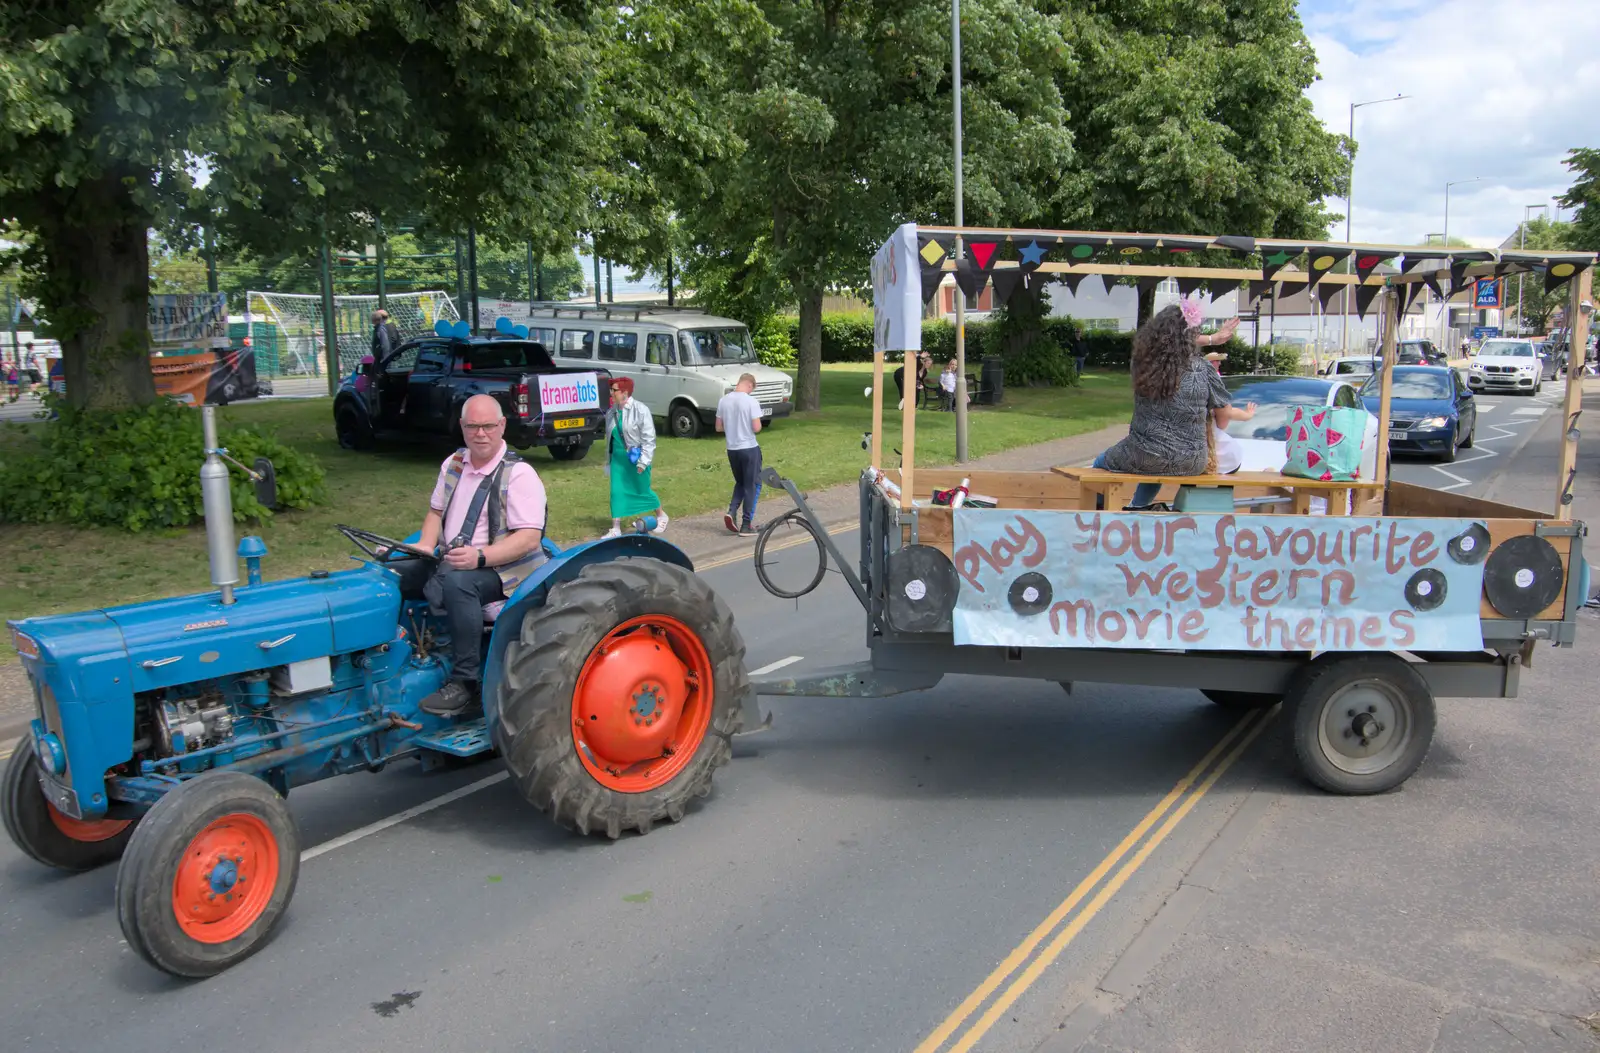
[200, 405, 239, 605]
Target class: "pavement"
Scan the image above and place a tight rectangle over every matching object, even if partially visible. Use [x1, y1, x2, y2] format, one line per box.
[1, 382, 1596, 1053]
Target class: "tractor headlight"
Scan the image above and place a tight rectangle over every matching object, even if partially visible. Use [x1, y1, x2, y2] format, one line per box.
[37, 732, 66, 775]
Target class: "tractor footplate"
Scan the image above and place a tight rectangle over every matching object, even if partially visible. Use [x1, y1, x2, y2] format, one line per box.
[413, 718, 494, 758]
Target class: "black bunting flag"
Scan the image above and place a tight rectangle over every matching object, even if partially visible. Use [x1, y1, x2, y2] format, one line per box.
[1355, 283, 1383, 320]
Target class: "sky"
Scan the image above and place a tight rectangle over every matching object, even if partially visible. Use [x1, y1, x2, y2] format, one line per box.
[1300, 0, 1600, 249]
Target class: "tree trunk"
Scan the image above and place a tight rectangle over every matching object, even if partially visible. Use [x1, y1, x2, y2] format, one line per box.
[32, 173, 156, 410]
[796, 283, 824, 412]
[1136, 283, 1156, 328]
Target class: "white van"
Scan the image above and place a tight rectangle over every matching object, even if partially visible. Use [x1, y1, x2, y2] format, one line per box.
[525, 306, 793, 438]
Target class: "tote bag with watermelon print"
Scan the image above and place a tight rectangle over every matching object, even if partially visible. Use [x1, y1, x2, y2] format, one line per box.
[1282, 404, 1371, 482]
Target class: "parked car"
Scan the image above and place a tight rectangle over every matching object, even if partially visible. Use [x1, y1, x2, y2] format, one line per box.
[1466, 338, 1546, 394]
[530, 306, 793, 438]
[1319, 355, 1380, 380]
[1219, 374, 1380, 479]
[1359, 366, 1476, 463]
[333, 335, 611, 459]
[1397, 339, 1448, 366]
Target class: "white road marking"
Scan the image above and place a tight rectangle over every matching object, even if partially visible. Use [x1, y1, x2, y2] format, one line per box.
[301, 771, 509, 862]
[750, 655, 803, 676]
[1430, 467, 1471, 490]
[1512, 408, 1549, 416]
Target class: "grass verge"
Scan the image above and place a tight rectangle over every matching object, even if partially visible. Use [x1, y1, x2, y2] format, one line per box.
[0, 365, 1130, 662]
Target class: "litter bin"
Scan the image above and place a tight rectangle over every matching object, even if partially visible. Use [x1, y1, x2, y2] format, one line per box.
[980, 356, 1004, 405]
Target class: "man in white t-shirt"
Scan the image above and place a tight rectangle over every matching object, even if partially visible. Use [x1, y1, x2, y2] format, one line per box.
[715, 373, 765, 536]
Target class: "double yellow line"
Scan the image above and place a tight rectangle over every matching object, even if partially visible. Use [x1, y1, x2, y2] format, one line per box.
[913, 705, 1277, 1053]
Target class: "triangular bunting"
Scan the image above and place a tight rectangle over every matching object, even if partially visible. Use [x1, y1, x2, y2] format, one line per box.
[967, 240, 1001, 271]
[989, 270, 1022, 305]
[952, 260, 988, 301]
[1545, 260, 1585, 293]
[1206, 278, 1241, 300]
[1260, 246, 1304, 282]
[1418, 269, 1445, 300]
[1014, 236, 1056, 273]
[1400, 281, 1425, 315]
[1057, 272, 1088, 296]
[918, 235, 952, 269]
[1175, 276, 1206, 297]
[920, 268, 945, 305]
[1212, 234, 1257, 257]
[1245, 280, 1275, 305]
[1448, 260, 1475, 296]
[1353, 251, 1395, 284]
[1316, 281, 1345, 310]
[1306, 247, 1352, 288]
[1400, 251, 1447, 274]
[1355, 283, 1383, 320]
[1135, 275, 1163, 297]
[1061, 238, 1108, 263]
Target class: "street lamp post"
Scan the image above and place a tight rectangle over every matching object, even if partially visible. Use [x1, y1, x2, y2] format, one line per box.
[1516, 204, 1549, 336]
[952, 0, 969, 464]
[1342, 94, 1410, 352]
[1441, 177, 1481, 350]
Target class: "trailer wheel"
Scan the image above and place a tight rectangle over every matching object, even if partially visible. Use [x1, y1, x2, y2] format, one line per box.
[494, 558, 747, 837]
[2, 739, 136, 871]
[1200, 689, 1278, 711]
[115, 772, 299, 978]
[1287, 655, 1436, 795]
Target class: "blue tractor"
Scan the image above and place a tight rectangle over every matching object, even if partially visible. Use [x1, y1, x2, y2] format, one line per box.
[2, 407, 751, 977]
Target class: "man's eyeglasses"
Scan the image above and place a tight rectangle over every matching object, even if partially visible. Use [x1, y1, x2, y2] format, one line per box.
[462, 421, 503, 433]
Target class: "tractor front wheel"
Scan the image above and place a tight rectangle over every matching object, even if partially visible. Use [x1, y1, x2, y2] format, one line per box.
[494, 558, 748, 837]
[2, 739, 136, 871]
[116, 771, 300, 978]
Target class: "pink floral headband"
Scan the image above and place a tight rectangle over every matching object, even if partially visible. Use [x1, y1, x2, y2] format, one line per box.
[1179, 298, 1205, 329]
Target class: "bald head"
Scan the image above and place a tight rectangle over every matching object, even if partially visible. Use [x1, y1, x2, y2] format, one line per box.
[460, 394, 507, 464]
[463, 394, 503, 422]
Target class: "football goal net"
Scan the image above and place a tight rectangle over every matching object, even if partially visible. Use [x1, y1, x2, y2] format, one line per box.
[245, 290, 460, 377]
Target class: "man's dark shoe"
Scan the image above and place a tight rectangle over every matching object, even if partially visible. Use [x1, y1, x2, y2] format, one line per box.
[421, 680, 479, 716]
[739, 522, 757, 537]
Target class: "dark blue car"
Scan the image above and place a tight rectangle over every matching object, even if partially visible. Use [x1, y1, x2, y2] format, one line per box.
[1360, 366, 1476, 463]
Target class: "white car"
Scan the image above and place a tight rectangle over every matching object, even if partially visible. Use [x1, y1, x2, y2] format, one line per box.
[1466, 338, 1544, 395]
[1220, 374, 1380, 480]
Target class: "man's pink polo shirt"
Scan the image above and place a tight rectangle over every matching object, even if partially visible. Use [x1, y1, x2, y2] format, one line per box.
[429, 443, 547, 548]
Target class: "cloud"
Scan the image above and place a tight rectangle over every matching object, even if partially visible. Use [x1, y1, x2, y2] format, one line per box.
[1301, 0, 1600, 247]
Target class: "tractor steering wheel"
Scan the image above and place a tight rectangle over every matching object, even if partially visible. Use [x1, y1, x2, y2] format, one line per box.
[337, 525, 438, 563]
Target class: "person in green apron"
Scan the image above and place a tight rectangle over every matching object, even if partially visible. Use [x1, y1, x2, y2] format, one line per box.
[602, 377, 668, 537]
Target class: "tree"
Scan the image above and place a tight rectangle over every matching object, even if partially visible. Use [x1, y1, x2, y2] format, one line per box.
[149, 237, 209, 294]
[1560, 147, 1600, 252]
[1504, 216, 1573, 335]
[1, 1, 607, 410]
[669, 0, 1075, 411]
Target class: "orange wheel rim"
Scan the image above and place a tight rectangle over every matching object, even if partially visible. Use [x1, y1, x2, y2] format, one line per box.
[571, 615, 715, 793]
[171, 813, 279, 944]
[47, 804, 131, 843]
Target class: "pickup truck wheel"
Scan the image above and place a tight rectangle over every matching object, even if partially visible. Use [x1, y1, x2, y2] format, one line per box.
[493, 558, 748, 837]
[1200, 689, 1278, 711]
[335, 403, 373, 450]
[116, 771, 299, 978]
[549, 441, 591, 462]
[1287, 655, 1435, 795]
[2, 739, 136, 871]
[667, 403, 703, 439]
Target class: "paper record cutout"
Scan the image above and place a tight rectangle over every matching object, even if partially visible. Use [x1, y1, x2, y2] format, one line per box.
[885, 545, 960, 633]
[1405, 568, 1448, 612]
[1483, 535, 1564, 619]
[1008, 572, 1053, 616]
[1446, 524, 1490, 565]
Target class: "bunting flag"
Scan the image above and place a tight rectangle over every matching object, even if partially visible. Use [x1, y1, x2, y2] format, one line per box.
[1056, 272, 1089, 296]
[1399, 251, 1447, 274]
[1014, 236, 1056, 273]
[1545, 259, 1586, 293]
[1061, 237, 1109, 262]
[1158, 235, 1212, 255]
[1316, 281, 1345, 310]
[1419, 271, 1445, 300]
[952, 259, 988, 301]
[1135, 275, 1163, 298]
[1207, 278, 1241, 300]
[1353, 251, 1395, 284]
[1355, 283, 1384, 320]
[1245, 279, 1275, 305]
[1113, 235, 1163, 253]
[1078, 272, 1107, 297]
[989, 270, 1022, 305]
[1306, 247, 1352, 288]
[1260, 246, 1305, 282]
[920, 267, 945, 305]
[1400, 280, 1426, 315]
[1212, 234, 1257, 257]
[1175, 276, 1206, 297]
[1448, 260, 1476, 296]
[967, 239, 1002, 271]
[918, 235, 953, 269]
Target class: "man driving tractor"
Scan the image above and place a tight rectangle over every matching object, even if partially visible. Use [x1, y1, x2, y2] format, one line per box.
[406, 393, 549, 716]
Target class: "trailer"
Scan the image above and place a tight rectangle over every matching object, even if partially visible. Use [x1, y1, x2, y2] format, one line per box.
[745, 223, 1595, 795]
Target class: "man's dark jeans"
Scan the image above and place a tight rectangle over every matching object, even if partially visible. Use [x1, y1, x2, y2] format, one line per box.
[395, 561, 503, 683]
[727, 446, 763, 528]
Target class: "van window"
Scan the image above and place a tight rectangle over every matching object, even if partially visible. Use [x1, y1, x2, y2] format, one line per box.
[559, 329, 594, 359]
[599, 331, 639, 363]
[528, 327, 555, 350]
[646, 333, 675, 366]
[679, 326, 756, 366]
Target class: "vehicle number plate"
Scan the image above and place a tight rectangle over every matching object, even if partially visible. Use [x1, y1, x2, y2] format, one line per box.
[552, 417, 585, 431]
[1388, 430, 1406, 441]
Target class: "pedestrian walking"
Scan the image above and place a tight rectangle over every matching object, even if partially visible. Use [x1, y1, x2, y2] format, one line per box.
[602, 378, 667, 538]
[4, 361, 18, 402]
[1074, 330, 1089, 377]
[716, 373, 764, 536]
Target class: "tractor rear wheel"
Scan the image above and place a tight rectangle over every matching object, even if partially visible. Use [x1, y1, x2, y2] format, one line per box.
[116, 771, 300, 978]
[493, 558, 747, 838]
[2, 739, 136, 871]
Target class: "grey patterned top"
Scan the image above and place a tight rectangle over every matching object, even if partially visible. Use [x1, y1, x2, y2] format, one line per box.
[1101, 358, 1232, 476]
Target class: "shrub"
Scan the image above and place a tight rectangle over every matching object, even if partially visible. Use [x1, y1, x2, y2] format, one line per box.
[752, 315, 795, 369]
[0, 397, 327, 531]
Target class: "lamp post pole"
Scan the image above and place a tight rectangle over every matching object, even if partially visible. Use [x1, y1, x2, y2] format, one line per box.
[1440, 177, 1480, 349]
[1342, 94, 1409, 352]
[952, 0, 969, 464]
[1516, 204, 1549, 336]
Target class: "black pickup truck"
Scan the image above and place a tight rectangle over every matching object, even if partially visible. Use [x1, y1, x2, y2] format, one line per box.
[333, 337, 610, 459]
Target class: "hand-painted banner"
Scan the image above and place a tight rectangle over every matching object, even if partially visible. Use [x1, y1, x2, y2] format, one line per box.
[951, 510, 1487, 652]
[149, 294, 229, 348]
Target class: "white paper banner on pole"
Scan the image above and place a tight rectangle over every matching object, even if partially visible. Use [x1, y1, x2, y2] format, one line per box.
[872, 222, 922, 353]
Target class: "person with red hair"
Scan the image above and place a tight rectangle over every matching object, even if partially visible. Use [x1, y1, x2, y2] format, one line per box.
[602, 377, 667, 537]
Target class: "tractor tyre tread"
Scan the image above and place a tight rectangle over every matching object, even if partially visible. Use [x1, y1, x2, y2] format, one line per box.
[115, 771, 300, 978]
[2, 739, 136, 871]
[493, 558, 747, 838]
